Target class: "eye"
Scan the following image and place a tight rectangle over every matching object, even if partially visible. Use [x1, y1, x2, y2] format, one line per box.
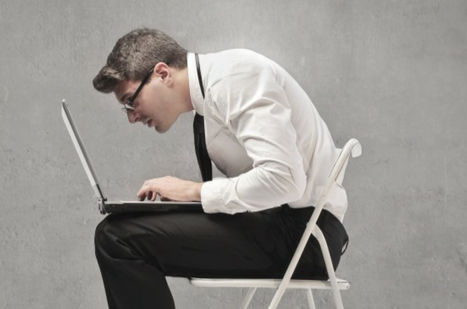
[123, 94, 133, 105]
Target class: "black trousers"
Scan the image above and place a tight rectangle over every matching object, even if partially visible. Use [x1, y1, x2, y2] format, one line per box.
[94, 205, 348, 309]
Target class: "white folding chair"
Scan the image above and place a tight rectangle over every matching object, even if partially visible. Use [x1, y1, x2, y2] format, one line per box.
[189, 138, 362, 309]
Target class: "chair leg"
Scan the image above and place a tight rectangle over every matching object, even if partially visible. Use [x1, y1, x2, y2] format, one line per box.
[306, 289, 316, 309]
[315, 228, 344, 309]
[330, 283, 344, 309]
[239, 287, 257, 309]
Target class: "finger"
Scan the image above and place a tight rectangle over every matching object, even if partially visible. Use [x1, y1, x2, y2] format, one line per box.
[137, 183, 152, 201]
[137, 189, 148, 201]
[150, 192, 157, 202]
[137, 187, 143, 200]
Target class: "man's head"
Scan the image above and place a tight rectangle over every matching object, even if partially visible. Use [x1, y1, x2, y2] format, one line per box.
[93, 28, 191, 133]
[93, 28, 187, 93]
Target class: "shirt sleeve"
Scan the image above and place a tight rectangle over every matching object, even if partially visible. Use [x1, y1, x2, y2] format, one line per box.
[200, 61, 307, 214]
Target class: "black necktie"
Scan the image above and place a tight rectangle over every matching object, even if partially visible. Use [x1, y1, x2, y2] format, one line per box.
[193, 53, 212, 182]
[193, 113, 212, 182]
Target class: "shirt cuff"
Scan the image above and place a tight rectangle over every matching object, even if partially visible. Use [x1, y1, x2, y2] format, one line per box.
[200, 178, 236, 214]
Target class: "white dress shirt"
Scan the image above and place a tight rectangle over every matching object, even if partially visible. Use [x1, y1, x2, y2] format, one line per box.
[187, 50, 347, 221]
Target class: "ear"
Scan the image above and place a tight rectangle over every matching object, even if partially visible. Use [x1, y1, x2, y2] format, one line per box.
[154, 62, 172, 84]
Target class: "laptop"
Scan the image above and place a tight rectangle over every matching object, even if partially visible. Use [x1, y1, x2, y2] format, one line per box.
[61, 99, 203, 215]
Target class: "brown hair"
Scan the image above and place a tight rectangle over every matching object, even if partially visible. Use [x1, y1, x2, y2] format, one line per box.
[93, 28, 187, 93]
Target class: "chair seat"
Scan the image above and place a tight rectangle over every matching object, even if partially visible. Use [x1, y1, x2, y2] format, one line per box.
[190, 278, 350, 290]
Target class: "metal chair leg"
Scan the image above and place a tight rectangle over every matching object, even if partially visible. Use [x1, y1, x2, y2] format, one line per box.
[239, 287, 257, 309]
[306, 289, 316, 309]
[315, 228, 344, 309]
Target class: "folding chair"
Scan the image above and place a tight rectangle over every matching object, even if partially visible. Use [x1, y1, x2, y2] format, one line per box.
[189, 138, 362, 309]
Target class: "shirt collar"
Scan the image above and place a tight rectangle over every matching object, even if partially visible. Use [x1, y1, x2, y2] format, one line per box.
[188, 53, 205, 115]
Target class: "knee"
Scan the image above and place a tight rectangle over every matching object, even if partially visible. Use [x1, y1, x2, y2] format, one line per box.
[94, 215, 121, 259]
[95, 216, 110, 255]
[95, 214, 145, 262]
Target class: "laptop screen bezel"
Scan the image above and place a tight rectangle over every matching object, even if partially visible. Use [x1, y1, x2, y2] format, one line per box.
[61, 100, 107, 203]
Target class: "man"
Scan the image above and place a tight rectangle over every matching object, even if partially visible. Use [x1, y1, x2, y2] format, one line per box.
[93, 28, 348, 309]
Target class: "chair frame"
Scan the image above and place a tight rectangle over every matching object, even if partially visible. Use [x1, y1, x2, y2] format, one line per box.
[190, 139, 362, 309]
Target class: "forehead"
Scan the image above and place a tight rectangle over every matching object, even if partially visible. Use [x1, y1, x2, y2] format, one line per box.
[113, 79, 140, 103]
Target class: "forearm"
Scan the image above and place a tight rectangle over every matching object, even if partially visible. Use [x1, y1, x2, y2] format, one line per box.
[201, 164, 306, 214]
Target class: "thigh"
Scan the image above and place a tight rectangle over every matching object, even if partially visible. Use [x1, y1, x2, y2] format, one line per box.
[96, 210, 286, 279]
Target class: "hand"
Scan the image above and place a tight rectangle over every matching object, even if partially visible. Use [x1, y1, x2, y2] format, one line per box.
[137, 176, 203, 202]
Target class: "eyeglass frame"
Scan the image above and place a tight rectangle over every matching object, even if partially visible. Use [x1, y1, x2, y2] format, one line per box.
[121, 68, 155, 113]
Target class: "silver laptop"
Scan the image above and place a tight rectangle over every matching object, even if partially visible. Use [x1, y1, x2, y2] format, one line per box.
[61, 99, 203, 215]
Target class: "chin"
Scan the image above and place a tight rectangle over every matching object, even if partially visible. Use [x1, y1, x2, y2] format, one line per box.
[155, 117, 177, 133]
[155, 125, 169, 133]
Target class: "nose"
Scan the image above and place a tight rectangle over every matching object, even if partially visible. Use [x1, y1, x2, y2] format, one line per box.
[127, 111, 139, 124]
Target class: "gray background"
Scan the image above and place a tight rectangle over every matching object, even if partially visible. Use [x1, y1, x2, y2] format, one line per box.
[1, 0, 466, 308]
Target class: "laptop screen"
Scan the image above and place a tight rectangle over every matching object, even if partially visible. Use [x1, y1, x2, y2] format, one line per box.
[61, 100, 106, 202]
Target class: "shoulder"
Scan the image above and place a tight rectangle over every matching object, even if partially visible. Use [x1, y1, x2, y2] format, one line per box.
[203, 50, 285, 122]
[212, 49, 270, 64]
[205, 49, 277, 92]
[209, 49, 273, 79]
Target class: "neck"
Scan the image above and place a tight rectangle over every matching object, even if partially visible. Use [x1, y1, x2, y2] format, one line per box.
[172, 67, 193, 113]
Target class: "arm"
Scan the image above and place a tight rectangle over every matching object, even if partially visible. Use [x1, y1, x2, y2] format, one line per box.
[200, 62, 307, 213]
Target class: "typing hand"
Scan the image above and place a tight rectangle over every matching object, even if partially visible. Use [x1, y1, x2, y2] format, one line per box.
[137, 176, 202, 202]
[144, 192, 171, 201]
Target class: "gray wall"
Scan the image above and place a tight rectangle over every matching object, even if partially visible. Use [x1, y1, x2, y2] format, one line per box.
[1, 0, 466, 308]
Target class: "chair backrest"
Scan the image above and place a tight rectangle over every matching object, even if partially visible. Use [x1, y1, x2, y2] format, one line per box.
[272, 138, 362, 295]
[309, 138, 362, 230]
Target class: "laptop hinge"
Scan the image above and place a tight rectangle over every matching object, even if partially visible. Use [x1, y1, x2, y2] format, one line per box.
[97, 197, 107, 215]
[93, 184, 107, 215]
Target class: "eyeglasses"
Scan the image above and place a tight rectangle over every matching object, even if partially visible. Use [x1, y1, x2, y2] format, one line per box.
[121, 68, 154, 113]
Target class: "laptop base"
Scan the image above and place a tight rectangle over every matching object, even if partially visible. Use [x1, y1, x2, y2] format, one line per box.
[102, 201, 204, 214]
